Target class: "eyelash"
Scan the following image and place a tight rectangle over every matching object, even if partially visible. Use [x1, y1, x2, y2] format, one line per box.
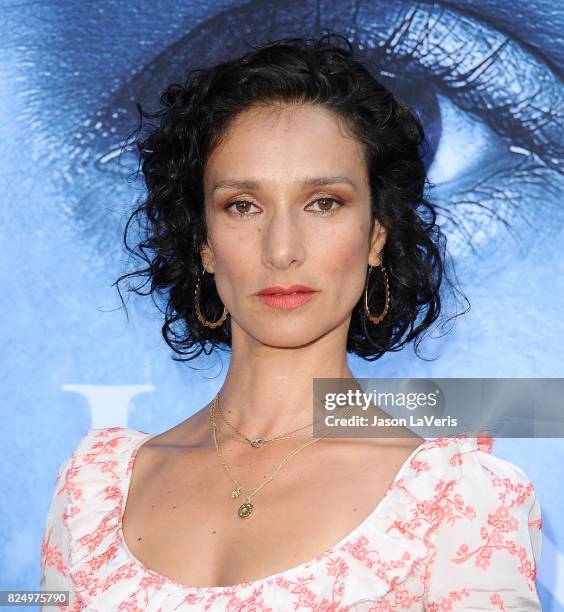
[224, 197, 345, 218]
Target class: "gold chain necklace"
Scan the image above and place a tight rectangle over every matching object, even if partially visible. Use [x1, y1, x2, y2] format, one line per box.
[215, 390, 328, 448]
[209, 392, 356, 519]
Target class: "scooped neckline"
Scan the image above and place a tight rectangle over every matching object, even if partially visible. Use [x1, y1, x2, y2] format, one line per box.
[116, 430, 433, 593]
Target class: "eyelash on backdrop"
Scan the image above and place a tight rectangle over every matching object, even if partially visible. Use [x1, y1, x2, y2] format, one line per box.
[224, 196, 345, 219]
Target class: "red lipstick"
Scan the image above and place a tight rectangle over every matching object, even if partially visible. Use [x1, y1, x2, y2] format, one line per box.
[255, 284, 318, 309]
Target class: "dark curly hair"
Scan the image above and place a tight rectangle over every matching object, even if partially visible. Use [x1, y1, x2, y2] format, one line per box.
[114, 32, 469, 364]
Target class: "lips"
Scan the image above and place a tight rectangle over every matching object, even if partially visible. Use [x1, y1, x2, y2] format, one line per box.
[257, 284, 315, 296]
[255, 284, 318, 310]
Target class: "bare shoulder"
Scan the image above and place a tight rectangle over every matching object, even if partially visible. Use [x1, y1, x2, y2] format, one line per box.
[345, 427, 427, 454]
[322, 402, 427, 461]
[318, 427, 427, 471]
[130, 403, 212, 480]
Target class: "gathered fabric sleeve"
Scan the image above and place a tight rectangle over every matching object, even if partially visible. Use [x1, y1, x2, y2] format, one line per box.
[423, 447, 543, 610]
[40, 455, 81, 611]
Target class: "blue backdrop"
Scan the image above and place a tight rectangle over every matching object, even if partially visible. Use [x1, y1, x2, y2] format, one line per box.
[1, 0, 563, 609]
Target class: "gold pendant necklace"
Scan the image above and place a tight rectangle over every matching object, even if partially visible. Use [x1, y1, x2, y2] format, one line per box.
[228, 484, 253, 517]
[208, 392, 356, 519]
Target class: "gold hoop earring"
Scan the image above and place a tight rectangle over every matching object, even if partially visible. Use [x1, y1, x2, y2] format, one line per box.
[363, 264, 390, 325]
[194, 271, 229, 329]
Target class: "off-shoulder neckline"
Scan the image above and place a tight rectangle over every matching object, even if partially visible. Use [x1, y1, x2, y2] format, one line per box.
[115, 429, 438, 593]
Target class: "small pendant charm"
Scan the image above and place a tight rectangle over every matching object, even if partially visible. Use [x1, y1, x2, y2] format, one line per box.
[250, 438, 265, 448]
[230, 485, 241, 499]
[238, 499, 254, 519]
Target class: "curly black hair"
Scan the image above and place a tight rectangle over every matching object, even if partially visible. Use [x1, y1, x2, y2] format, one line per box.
[114, 32, 469, 364]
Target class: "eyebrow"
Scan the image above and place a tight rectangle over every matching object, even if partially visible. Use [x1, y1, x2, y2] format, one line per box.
[211, 175, 358, 193]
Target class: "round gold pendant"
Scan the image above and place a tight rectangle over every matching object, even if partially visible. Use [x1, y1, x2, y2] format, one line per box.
[238, 501, 254, 519]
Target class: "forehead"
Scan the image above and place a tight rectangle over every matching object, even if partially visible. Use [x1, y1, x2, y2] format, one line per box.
[203, 103, 367, 187]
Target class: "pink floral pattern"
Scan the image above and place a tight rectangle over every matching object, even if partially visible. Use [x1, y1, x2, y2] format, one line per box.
[40, 427, 542, 610]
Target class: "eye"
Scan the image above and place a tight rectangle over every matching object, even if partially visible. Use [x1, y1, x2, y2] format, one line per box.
[224, 197, 344, 218]
[82, 0, 562, 269]
[225, 200, 260, 217]
[306, 197, 344, 215]
[350, 4, 563, 261]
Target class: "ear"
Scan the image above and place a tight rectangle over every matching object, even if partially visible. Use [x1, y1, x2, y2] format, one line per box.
[368, 220, 388, 267]
[200, 240, 215, 274]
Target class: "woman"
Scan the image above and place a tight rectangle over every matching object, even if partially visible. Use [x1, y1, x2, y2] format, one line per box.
[40, 34, 542, 610]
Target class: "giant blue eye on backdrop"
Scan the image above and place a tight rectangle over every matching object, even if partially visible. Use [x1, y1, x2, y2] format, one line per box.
[1, 0, 563, 609]
[75, 0, 563, 271]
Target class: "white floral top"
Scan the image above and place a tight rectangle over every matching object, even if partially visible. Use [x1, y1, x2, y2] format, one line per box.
[40, 427, 542, 611]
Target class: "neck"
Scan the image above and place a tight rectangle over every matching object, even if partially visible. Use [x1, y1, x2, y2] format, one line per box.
[215, 324, 358, 439]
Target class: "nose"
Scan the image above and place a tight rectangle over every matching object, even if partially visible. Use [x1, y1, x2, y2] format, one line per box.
[261, 205, 305, 270]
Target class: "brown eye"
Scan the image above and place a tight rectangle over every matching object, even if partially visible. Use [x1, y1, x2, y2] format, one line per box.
[308, 197, 344, 215]
[225, 200, 259, 217]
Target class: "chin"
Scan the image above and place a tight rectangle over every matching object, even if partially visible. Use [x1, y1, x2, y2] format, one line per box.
[257, 334, 318, 350]
[257, 321, 339, 349]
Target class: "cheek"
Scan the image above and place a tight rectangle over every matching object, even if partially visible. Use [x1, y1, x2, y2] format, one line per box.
[322, 224, 369, 270]
[319, 231, 369, 302]
[209, 232, 257, 298]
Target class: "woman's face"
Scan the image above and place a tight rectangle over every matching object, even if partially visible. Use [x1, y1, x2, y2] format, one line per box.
[202, 102, 387, 349]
